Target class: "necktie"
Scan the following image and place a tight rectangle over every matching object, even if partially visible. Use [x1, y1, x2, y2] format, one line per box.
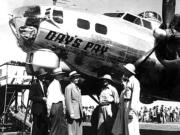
[42, 82, 47, 97]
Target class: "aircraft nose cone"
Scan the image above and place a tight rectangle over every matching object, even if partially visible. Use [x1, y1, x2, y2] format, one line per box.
[19, 25, 38, 40]
[9, 17, 21, 39]
[9, 6, 42, 52]
[9, 16, 39, 52]
[9, 6, 41, 52]
[9, 15, 28, 38]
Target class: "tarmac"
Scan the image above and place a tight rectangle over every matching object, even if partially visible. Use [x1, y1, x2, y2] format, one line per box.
[1, 122, 180, 135]
[83, 122, 180, 135]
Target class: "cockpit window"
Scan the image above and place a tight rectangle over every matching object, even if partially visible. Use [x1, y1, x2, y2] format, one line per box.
[142, 19, 152, 29]
[53, 10, 63, 24]
[138, 11, 162, 22]
[123, 14, 142, 26]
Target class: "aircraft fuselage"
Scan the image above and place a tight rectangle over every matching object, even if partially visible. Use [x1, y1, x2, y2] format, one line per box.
[9, 5, 157, 81]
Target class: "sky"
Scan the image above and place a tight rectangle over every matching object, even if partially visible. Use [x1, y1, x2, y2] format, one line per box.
[0, 0, 180, 65]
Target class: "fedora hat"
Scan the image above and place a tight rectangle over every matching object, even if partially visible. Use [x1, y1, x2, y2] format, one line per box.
[51, 67, 65, 76]
[37, 72, 48, 77]
[69, 71, 80, 78]
[124, 63, 136, 74]
[36, 67, 49, 77]
[100, 74, 113, 82]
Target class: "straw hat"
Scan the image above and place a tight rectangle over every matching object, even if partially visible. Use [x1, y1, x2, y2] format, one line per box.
[69, 71, 80, 78]
[100, 74, 113, 82]
[124, 63, 136, 74]
[51, 67, 65, 76]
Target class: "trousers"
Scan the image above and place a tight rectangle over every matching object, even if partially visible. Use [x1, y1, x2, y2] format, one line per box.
[49, 101, 68, 135]
[32, 113, 48, 135]
[67, 118, 82, 135]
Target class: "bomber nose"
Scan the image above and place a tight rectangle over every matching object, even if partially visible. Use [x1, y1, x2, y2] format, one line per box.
[9, 16, 18, 38]
[9, 15, 26, 39]
[9, 13, 36, 49]
[9, 6, 41, 51]
[9, 6, 28, 37]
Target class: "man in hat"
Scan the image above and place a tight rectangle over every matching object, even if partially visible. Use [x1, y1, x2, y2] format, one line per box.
[65, 71, 83, 135]
[112, 63, 140, 135]
[97, 74, 119, 135]
[47, 67, 68, 135]
[29, 68, 49, 135]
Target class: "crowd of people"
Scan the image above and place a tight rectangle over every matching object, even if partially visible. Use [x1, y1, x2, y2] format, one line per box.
[139, 105, 180, 123]
[82, 106, 95, 122]
[27, 63, 141, 135]
[82, 105, 180, 125]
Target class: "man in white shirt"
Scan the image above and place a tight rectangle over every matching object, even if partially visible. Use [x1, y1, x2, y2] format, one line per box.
[47, 68, 68, 135]
[97, 74, 119, 135]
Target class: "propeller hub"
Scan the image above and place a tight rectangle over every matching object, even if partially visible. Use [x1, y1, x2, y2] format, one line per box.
[153, 28, 167, 40]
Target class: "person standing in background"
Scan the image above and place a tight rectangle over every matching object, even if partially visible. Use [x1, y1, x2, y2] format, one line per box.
[112, 63, 140, 135]
[47, 67, 68, 135]
[65, 71, 83, 135]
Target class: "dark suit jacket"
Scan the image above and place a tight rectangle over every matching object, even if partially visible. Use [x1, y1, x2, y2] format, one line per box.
[65, 83, 83, 119]
[29, 80, 47, 115]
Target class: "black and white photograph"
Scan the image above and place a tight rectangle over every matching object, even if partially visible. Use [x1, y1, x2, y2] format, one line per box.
[0, 0, 180, 135]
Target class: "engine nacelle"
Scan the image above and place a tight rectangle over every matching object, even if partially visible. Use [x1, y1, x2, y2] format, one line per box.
[25, 49, 71, 76]
[26, 49, 60, 75]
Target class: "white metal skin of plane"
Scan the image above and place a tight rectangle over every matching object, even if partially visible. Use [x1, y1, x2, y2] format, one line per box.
[9, 6, 160, 76]
[9, 0, 180, 102]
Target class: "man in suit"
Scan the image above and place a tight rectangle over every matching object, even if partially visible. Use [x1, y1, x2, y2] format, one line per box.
[65, 71, 83, 135]
[29, 72, 49, 135]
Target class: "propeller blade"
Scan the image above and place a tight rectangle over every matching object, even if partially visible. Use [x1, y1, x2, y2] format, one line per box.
[162, 0, 176, 29]
[135, 0, 176, 67]
[135, 41, 160, 67]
